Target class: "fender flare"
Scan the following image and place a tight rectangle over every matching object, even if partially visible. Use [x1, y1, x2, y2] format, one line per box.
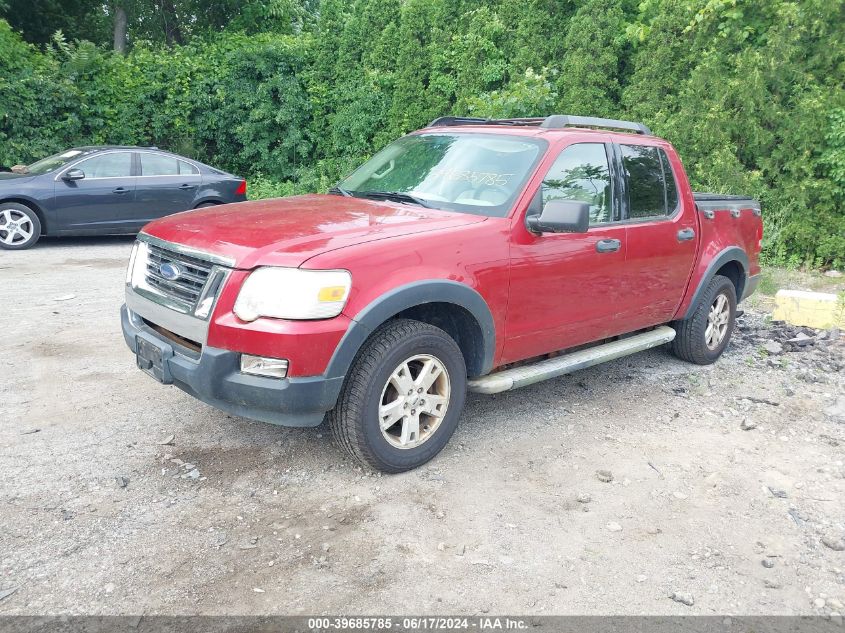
[324, 280, 496, 379]
[679, 246, 748, 320]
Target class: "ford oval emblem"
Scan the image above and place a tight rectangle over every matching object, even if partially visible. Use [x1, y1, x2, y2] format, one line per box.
[159, 262, 183, 281]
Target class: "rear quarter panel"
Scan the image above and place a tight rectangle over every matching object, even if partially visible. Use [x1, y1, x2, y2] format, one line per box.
[674, 201, 763, 318]
[195, 176, 245, 206]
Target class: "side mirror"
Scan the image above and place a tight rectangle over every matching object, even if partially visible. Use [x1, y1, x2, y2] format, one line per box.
[526, 199, 590, 234]
[63, 169, 85, 181]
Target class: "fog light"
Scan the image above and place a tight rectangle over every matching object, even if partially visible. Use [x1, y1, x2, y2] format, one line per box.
[240, 354, 289, 378]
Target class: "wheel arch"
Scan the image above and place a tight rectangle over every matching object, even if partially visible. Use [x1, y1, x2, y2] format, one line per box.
[0, 197, 47, 234]
[325, 281, 496, 380]
[678, 247, 748, 320]
[714, 260, 744, 301]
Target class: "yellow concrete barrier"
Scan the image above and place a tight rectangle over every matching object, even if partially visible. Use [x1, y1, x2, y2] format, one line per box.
[772, 289, 845, 329]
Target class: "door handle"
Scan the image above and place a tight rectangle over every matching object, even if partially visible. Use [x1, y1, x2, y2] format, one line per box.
[677, 227, 696, 241]
[595, 238, 621, 253]
[113, 187, 130, 194]
[178, 184, 197, 190]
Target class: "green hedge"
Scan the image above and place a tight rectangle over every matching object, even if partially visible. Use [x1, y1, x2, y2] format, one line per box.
[0, 26, 312, 181]
[0, 0, 843, 267]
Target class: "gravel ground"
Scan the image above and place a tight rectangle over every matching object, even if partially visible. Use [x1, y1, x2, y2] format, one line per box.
[1, 237, 844, 616]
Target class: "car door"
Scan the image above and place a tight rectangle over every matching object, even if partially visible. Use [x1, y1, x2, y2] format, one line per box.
[612, 142, 697, 332]
[53, 151, 137, 233]
[503, 139, 628, 364]
[134, 152, 202, 224]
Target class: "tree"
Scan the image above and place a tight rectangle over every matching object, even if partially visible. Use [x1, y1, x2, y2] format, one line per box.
[1, 0, 108, 44]
[113, 3, 128, 53]
[0, 0, 842, 265]
[556, 0, 628, 117]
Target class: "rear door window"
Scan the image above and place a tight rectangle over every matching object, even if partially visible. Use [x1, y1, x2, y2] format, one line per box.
[620, 144, 666, 219]
[660, 150, 678, 212]
[179, 160, 199, 175]
[140, 153, 198, 176]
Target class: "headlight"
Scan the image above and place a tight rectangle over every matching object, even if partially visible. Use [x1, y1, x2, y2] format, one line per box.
[126, 241, 140, 284]
[233, 267, 352, 322]
[127, 240, 151, 288]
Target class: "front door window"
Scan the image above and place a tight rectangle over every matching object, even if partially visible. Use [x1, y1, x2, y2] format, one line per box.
[541, 143, 613, 225]
[74, 152, 133, 179]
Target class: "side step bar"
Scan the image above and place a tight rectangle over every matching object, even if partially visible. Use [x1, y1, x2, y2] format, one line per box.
[467, 326, 676, 394]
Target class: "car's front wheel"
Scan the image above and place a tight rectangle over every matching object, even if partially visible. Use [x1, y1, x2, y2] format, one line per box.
[0, 203, 41, 250]
[328, 319, 467, 473]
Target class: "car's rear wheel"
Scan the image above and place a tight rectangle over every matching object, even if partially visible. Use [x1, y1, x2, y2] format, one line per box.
[0, 203, 41, 250]
[670, 274, 737, 364]
[328, 319, 467, 473]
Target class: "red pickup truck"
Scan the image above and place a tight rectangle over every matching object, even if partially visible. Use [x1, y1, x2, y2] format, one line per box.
[121, 115, 762, 472]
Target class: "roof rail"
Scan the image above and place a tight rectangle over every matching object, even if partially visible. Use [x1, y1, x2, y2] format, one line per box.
[427, 116, 545, 127]
[540, 115, 651, 135]
[427, 114, 651, 135]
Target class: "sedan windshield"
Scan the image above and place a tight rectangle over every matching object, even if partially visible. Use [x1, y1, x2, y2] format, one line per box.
[338, 133, 547, 217]
[23, 149, 90, 175]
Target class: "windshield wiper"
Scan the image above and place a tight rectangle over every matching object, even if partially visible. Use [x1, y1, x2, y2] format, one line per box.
[328, 186, 352, 197]
[355, 190, 432, 208]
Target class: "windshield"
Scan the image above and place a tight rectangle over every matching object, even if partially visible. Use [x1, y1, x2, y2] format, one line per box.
[338, 133, 547, 217]
[23, 149, 90, 175]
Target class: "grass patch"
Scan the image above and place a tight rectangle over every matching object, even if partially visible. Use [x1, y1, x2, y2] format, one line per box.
[758, 271, 778, 296]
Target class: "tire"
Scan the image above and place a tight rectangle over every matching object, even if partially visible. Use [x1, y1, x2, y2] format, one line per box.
[195, 202, 219, 209]
[670, 274, 737, 364]
[0, 203, 41, 250]
[328, 318, 468, 473]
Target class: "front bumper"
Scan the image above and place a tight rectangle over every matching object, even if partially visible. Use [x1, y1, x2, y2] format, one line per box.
[121, 305, 343, 427]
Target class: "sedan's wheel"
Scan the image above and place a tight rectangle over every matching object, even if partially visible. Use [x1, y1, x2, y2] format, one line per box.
[0, 204, 41, 250]
[328, 319, 467, 473]
[670, 274, 737, 364]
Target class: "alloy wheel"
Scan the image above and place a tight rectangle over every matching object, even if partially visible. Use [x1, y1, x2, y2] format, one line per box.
[0, 209, 35, 247]
[705, 293, 730, 350]
[378, 354, 451, 450]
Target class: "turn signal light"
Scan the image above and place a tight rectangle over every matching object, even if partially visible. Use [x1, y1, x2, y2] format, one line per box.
[317, 286, 347, 302]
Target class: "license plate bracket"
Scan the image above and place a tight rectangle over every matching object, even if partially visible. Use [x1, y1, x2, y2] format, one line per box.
[136, 334, 174, 384]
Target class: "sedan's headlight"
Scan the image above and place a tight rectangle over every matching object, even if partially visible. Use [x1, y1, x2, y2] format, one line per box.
[233, 267, 352, 322]
[126, 241, 140, 285]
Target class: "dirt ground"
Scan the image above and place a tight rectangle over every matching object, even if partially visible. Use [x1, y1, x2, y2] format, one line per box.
[1, 237, 844, 616]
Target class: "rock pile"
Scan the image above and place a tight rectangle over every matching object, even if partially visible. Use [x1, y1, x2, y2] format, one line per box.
[733, 312, 844, 380]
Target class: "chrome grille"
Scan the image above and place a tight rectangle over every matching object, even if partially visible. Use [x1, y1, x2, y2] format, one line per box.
[144, 244, 213, 312]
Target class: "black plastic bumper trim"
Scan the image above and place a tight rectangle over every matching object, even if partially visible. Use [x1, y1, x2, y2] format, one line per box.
[121, 304, 343, 427]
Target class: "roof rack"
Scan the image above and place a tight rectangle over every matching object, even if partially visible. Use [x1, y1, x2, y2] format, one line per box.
[427, 116, 546, 127]
[428, 114, 651, 135]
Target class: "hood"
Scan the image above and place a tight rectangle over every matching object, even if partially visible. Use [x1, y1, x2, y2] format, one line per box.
[142, 194, 487, 269]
